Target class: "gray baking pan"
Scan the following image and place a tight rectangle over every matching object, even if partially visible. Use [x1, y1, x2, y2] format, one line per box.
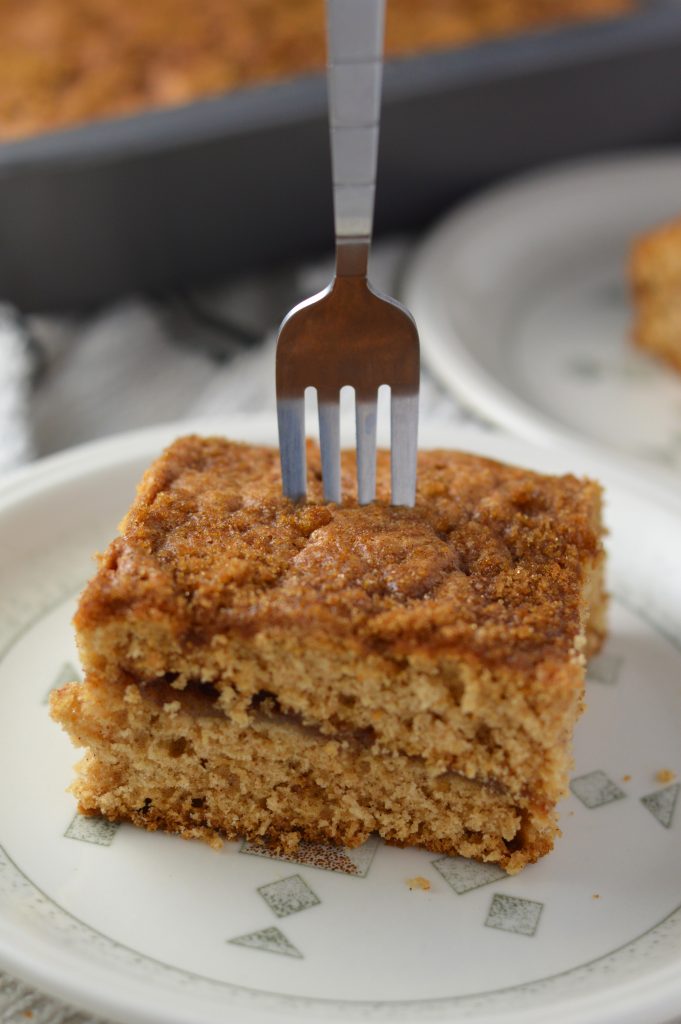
[1, 0, 681, 312]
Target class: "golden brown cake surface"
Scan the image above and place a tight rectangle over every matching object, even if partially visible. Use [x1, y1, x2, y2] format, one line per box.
[52, 435, 607, 875]
[630, 216, 681, 374]
[0, 0, 633, 141]
[77, 435, 603, 669]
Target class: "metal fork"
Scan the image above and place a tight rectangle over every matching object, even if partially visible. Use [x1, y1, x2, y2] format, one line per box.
[275, 0, 419, 506]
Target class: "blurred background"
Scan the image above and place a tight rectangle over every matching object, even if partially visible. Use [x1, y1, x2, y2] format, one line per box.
[1, 0, 681, 474]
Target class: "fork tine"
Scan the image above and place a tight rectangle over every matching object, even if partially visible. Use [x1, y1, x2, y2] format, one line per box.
[390, 392, 419, 507]
[355, 395, 377, 505]
[318, 398, 341, 502]
[277, 396, 307, 501]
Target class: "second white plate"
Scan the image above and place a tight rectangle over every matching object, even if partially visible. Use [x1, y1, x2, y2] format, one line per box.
[403, 150, 681, 496]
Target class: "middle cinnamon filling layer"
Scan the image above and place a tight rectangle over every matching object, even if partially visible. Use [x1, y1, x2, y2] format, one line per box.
[136, 678, 511, 797]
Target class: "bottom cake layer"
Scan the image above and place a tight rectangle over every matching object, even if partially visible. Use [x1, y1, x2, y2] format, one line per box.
[51, 674, 557, 874]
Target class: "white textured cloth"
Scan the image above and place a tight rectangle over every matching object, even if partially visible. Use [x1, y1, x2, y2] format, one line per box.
[0, 241, 475, 1024]
[0, 307, 34, 472]
[0, 240, 473, 476]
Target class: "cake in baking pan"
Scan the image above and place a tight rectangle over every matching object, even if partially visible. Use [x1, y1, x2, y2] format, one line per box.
[0, 0, 633, 140]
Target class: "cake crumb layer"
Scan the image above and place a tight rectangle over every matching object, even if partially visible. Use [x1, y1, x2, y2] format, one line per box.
[51, 674, 556, 874]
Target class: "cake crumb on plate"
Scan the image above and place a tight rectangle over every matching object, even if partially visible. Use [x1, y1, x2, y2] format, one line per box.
[407, 877, 431, 891]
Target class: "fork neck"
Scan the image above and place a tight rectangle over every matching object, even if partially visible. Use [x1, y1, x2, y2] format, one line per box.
[335, 238, 370, 278]
[326, 0, 385, 283]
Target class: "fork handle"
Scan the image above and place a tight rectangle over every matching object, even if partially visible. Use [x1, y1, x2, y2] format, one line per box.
[326, 0, 386, 278]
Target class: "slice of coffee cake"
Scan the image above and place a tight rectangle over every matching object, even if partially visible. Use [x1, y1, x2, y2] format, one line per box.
[51, 436, 606, 873]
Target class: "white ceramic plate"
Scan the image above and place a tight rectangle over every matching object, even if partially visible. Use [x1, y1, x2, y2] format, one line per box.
[402, 151, 681, 498]
[1, 415, 681, 1024]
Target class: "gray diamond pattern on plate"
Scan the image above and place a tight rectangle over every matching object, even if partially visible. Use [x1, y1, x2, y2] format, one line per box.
[641, 784, 679, 828]
[570, 770, 625, 809]
[228, 927, 302, 958]
[240, 834, 379, 876]
[485, 894, 543, 937]
[64, 814, 119, 846]
[432, 856, 505, 894]
[257, 875, 320, 918]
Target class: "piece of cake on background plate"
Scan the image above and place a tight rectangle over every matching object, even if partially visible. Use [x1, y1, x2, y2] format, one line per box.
[630, 215, 681, 374]
[51, 435, 607, 874]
